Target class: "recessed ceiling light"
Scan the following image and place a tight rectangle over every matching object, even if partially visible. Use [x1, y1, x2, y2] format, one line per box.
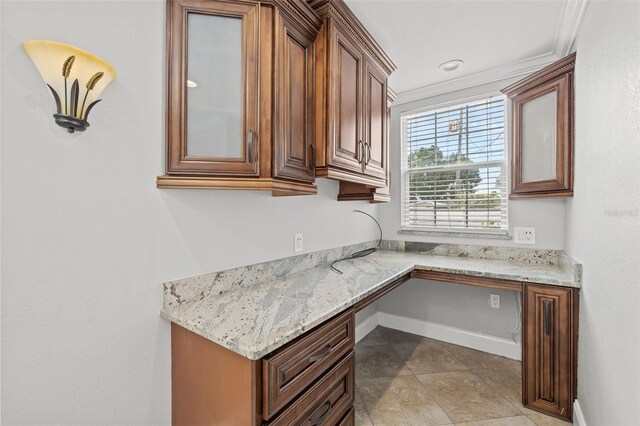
[187, 79, 198, 88]
[438, 59, 464, 73]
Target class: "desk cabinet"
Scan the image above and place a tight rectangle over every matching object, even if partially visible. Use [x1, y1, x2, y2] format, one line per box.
[171, 309, 355, 425]
[523, 283, 578, 421]
[169, 275, 578, 424]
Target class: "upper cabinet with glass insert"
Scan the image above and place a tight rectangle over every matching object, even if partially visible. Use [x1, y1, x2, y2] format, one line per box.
[502, 53, 575, 198]
[157, 0, 321, 196]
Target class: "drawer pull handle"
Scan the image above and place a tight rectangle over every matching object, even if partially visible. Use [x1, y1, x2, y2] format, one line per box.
[309, 343, 332, 363]
[358, 140, 364, 164]
[544, 301, 551, 336]
[309, 401, 332, 426]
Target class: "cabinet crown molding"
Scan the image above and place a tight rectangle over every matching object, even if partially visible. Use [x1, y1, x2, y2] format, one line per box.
[307, 0, 396, 75]
[271, 0, 322, 33]
[501, 52, 576, 97]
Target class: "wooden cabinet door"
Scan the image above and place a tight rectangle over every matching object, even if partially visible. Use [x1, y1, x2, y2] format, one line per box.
[362, 58, 387, 180]
[328, 25, 364, 173]
[503, 52, 575, 198]
[523, 284, 576, 421]
[272, 14, 316, 183]
[166, 0, 259, 176]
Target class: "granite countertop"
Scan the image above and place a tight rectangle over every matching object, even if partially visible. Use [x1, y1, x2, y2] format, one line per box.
[161, 241, 581, 360]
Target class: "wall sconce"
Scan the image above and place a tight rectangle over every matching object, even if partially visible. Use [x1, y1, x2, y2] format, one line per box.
[23, 40, 116, 133]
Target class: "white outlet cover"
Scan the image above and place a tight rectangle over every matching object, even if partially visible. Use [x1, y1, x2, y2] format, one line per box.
[513, 227, 536, 245]
[489, 294, 501, 309]
[294, 233, 303, 253]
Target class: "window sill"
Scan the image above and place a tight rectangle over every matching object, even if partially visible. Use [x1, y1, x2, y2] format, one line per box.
[398, 228, 511, 240]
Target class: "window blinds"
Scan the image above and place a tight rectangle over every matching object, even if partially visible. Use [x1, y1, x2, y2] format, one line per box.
[400, 96, 508, 232]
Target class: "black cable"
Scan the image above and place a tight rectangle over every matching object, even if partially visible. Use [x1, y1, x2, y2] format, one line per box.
[330, 210, 382, 274]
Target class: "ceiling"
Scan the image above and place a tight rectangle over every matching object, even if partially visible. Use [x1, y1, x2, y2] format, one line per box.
[344, 0, 586, 101]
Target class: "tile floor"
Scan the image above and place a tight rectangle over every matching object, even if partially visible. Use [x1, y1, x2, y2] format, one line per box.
[354, 326, 570, 426]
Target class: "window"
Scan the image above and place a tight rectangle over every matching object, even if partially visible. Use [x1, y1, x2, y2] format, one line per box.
[400, 96, 508, 233]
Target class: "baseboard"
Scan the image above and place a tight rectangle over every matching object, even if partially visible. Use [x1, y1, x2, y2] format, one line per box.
[573, 399, 587, 426]
[377, 312, 521, 360]
[355, 311, 380, 343]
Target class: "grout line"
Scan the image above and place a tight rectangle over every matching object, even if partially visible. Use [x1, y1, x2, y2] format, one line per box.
[359, 328, 554, 425]
[354, 383, 376, 426]
[413, 371, 454, 425]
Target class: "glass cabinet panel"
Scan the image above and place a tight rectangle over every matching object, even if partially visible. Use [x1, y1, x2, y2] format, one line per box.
[187, 13, 243, 159]
[520, 91, 556, 182]
[164, 0, 258, 176]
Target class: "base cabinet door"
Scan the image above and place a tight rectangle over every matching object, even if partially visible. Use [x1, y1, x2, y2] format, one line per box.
[523, 284, 577, 421]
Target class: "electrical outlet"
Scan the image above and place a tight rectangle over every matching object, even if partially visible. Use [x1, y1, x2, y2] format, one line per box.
[294, 233, 303, 253]
[489, 294, 501, 309]
[513, 227, 536, 245]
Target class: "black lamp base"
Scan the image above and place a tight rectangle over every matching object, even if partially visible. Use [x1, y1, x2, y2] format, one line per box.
[53, 114, 90, 133]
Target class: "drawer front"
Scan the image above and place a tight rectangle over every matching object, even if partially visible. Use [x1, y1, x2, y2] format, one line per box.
[267, 352, 355, 426]
[263, 309, 355, 420]
[336, 408, 354, 426]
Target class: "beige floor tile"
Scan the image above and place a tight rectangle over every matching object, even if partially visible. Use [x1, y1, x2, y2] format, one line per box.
[454, 415, 536, 426]
[377, 326, 427, 344]
[446, 344, 521, 370]
[473, 366, 540, 416]
[526, 412, 572, 425]
[355, 344, 413, 379]
[357, 375, 452, 426]
[357, 328, 388, 347]
[473, 366, 529, 411]
[417, 370, 521, 423]
[354, 387, 373, 426]
[392, 339, 469, 374]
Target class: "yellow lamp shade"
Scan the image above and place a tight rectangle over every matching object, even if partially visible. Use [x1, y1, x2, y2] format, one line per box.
[23, 40, 116, 132]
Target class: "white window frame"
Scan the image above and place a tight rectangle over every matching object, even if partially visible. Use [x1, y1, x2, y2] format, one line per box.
[399, 92, 510, 237]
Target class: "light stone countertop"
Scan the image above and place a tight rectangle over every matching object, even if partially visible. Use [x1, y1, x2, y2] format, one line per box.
[161, 242, 581, 360]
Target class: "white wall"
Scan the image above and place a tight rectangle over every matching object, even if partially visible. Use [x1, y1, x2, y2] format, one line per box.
[378, 280, 520, 341]
[0, 1, 380, 424]
[565, 1, 640, 423]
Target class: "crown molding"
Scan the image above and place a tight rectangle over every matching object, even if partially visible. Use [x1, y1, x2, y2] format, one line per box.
[394, 53, 559, 106]
[553, 0, 589, 56]
[395, 0, 589, 107]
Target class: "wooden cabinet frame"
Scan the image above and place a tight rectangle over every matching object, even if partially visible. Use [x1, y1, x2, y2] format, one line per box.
[523, 284, 578, 421]
[338, 87, 395, 203]
[272, 10, 317, 184]
[503, 52, 575, 199]
[309, 0, 396, 193]
[158, 0, 321, 196]
[165, 0, 260, 176]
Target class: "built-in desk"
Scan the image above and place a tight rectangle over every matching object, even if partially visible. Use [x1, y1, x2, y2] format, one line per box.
[162, 242, 581, 424]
